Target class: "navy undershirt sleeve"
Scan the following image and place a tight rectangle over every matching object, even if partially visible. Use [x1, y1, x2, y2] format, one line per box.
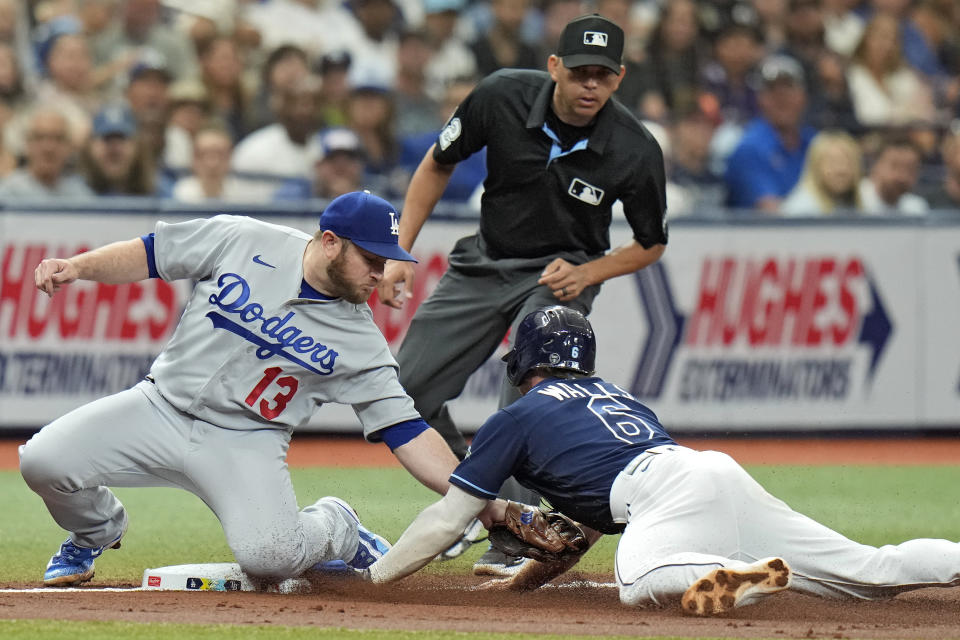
[140, 233, 158, 279]
[379, 418, 430, 450]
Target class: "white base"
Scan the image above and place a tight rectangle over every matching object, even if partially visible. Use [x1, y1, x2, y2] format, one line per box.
[141, 563, 310, 593]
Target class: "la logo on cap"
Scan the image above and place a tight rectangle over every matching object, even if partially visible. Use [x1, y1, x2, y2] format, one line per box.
[584, 31, 608, 47]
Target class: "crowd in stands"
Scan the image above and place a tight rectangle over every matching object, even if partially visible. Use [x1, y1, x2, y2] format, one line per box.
[0, 0, 958, 216]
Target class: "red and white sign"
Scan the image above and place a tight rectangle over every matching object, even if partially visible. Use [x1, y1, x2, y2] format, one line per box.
[4, 211, 960, 433]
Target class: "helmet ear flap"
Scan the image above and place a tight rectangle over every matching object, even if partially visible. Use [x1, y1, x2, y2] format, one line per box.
[504, 350, 522, 387]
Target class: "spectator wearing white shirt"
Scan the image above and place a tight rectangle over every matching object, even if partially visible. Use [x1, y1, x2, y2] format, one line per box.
[858, 136, 929, 215]
[822, 0, 864, 57]
[846, 13, 935, 128]
[782, 130, 864, 216]
[342, 0, 403, 89]
[172, 125, 271, 203]
[422, 0, 477, 101]
[163, 79, 211, 176]
[232, 75, 322, 180]
[243, 0, 362, 60]
[274, 127, 367, 201]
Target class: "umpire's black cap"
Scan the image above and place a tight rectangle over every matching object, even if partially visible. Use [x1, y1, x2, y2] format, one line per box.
[556, 14, 624, 73]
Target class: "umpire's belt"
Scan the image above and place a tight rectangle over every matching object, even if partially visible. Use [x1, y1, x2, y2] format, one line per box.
[609, 445, 689, 524]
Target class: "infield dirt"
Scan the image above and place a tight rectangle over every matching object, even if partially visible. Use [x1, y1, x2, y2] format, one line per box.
[3, 436, 960, 638]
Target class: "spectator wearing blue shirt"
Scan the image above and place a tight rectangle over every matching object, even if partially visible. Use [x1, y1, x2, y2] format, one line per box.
[724, 55, 817, 212]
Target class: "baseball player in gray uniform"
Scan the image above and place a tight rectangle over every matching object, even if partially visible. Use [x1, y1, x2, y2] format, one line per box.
[20, 191, 462, 586]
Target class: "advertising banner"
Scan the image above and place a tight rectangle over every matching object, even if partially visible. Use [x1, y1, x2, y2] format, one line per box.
[3, 211, 958, 433]
[591, 223, 926, 430]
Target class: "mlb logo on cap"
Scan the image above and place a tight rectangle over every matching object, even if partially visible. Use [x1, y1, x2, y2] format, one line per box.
[557, 14, 623, 73]
[583, 31, 608, 47]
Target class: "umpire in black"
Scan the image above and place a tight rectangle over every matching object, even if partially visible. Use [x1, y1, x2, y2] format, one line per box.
[377, 14, 668, 575]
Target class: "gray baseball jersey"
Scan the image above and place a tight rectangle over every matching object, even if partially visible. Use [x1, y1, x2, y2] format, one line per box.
[19, 214, 419, 580]
[151, 214, 418, 435]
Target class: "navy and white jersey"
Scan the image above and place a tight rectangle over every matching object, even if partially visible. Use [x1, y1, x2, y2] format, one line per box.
[148, 215, 419, 436]
[450, 376, 675, 533]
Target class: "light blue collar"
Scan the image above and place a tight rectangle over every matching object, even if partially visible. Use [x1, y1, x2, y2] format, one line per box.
[541, 123, 589, 165]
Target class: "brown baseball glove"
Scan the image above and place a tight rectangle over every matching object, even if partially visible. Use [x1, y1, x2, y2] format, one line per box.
[487, 501, 589, 563]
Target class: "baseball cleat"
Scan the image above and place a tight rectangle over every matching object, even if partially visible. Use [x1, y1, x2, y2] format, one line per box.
[43, 534, 123, 587]
[317, 496, 391, 571]
[681, 557, 791, 616]
[473, 545, 528, 577]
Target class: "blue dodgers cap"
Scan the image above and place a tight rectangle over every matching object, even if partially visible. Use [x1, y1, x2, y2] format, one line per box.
[34, 15, 81, 73]
[319, 191, 417, 262]
[92, 104, 136, 138]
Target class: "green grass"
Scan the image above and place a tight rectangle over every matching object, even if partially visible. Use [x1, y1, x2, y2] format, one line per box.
[2, 463, 959, 639]
[3, 464, 960, 584]
[0, 620, 655, 640]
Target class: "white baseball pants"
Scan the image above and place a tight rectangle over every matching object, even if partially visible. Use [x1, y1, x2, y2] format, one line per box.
[610, 446, 960, 607]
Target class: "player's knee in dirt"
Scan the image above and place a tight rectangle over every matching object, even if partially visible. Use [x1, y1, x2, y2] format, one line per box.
[230, 540, 304, 580]
[619, 579, 679, 608]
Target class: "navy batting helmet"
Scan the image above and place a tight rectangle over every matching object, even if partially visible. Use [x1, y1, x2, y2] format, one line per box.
[502, 306, 596, 386]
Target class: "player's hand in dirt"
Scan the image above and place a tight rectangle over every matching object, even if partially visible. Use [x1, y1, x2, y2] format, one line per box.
[473, 577, 514, 591]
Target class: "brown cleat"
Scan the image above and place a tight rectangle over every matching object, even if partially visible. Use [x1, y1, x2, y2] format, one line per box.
[680, 557, 791, 616]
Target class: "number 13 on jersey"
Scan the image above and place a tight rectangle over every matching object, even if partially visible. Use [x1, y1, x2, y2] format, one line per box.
[245, 367, 299, 420]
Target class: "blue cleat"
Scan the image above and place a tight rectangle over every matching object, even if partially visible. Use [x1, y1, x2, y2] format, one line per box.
[313, 496, 391, 572]
[43, 534, 122, 586]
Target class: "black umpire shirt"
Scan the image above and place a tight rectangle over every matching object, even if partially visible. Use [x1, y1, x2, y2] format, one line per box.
[434, 69, 668, 260]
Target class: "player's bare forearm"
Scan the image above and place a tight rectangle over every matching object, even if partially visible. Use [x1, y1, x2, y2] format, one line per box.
[399, 146, 455, 250]
[34, 238, 150, 297]
[538, 240, 665, 301]
[584, 240, 665, 284]
[369, 487, 486, 583]
[391, 427, 460, 495]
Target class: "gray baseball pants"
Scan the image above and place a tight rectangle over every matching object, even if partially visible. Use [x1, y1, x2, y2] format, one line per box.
[19, 380, 360, 580]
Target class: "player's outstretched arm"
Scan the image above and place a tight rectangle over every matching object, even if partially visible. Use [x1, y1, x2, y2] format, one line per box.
[391, 427, 461, 495]
[34, 238, 150, 297]
[368, 486, 487, 583]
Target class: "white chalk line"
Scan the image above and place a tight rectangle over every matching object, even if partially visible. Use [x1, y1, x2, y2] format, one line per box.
[0, 587, 142, 593]
[1, 580, 616, 594]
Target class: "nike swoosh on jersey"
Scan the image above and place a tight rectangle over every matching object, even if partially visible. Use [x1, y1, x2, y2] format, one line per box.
[252, 254, 276, 268]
